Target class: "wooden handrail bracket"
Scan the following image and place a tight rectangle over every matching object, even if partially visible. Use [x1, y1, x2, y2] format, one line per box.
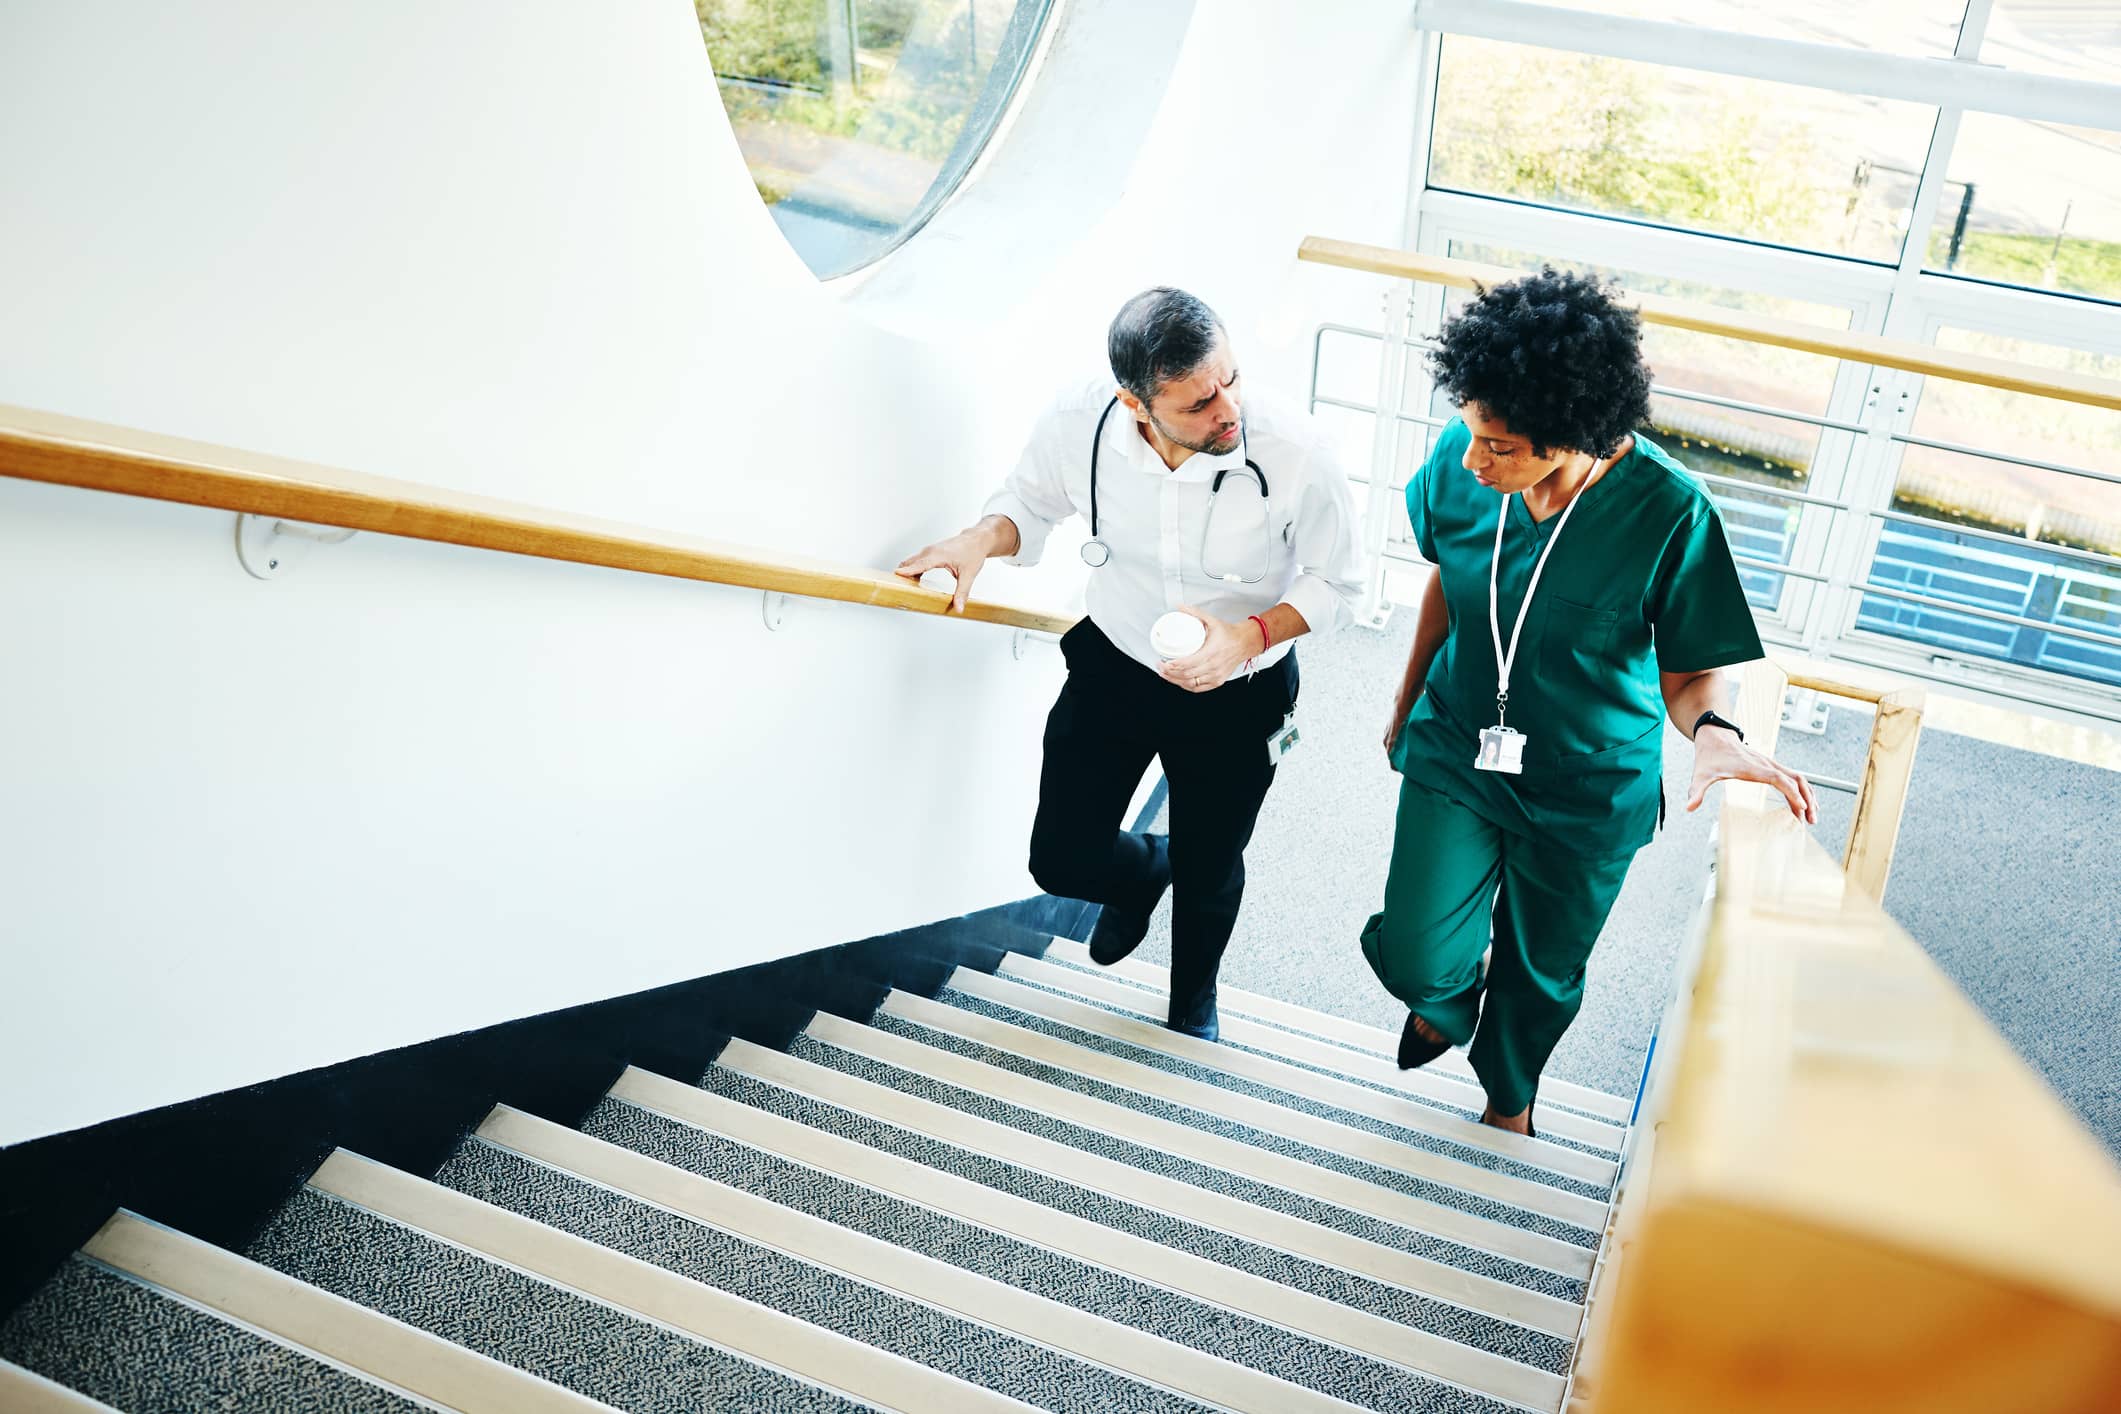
[1298, 237, 2121, 414]
[0, 403, 1078, 636]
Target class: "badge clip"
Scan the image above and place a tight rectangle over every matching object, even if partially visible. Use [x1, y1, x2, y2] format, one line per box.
[1268, 711, 1300, 765]
[1475, 724, 1525, 775]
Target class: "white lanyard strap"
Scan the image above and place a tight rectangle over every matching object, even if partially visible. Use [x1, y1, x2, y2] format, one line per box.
[1488, 487, 1584, 725]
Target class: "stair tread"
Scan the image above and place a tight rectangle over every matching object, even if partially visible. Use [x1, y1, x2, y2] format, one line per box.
[796, 1011, 1595, 1282]
[0, 1250, 440, 1414]
[1037, 940, 1632, 1122]
[437, 1121, 1219, 1414]
[249, 1155, 1008, 1414]
[1010, 952, 1627, 1150]
[881, 990, 1610, 1237]
[969, 964, 1621, 1176]
[580, 1085, 1547, 1414]
[0, 1359, 124, 1413]
[601, 1068, 1570, 1408]
[709, 1041, 1588, 1324]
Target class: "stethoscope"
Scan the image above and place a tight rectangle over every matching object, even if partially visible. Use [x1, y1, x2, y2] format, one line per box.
[1080, 396, 1274, 584]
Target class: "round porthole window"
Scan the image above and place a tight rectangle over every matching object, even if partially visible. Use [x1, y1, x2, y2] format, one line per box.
[696, 0, 1057, 279]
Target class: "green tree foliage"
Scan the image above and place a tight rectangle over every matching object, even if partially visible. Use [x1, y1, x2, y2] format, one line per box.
[1431, 45, 1824, 247]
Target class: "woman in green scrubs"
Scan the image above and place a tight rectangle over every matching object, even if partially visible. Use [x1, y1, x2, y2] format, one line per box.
[1364, 269, 1817, 1136]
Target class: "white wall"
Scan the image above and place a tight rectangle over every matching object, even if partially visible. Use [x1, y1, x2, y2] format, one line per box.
[0, 0, 1417, 1146]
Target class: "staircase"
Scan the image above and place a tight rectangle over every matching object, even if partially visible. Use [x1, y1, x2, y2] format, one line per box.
[0, 936, 1631, 1413]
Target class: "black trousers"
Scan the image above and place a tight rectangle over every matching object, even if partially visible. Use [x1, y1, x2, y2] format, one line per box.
[1027, 619, 1299, 1024]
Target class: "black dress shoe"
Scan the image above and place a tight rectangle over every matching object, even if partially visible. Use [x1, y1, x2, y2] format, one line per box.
[1397, 1011, 1451, 1071]
[1087, 903, 1152, 965]
[1167, 989, 1219, 1042]
[1088, 838, 1170, 966]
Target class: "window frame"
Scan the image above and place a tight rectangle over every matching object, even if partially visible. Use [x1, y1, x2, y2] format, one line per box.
[1377, 0, 2121, 721]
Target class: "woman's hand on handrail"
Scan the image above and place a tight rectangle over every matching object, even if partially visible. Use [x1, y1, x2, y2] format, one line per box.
[1687, 725, 1818, 823]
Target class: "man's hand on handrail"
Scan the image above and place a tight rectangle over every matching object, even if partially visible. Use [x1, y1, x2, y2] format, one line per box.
[895, 514, 1021, 614]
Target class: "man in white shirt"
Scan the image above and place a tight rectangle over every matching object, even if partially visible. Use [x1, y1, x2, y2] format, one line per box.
[897, 288, 1366, 1039]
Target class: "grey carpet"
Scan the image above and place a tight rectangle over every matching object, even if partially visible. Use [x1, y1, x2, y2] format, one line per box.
[868, 1007, 1602, 1249]
[0, 1254, 423, 1414]
[581, 1094, 1525, 1414]
[683, 1069, 1576, 1371]
[925, 988, 1612, 1203]
[782, 1033, 1589, 1303]
[1128, 614, 2121, 1154]
[1012, 961, 1621, 1152]
[246, 1185, 878, 1414]
[433, 1135, 1202, 1414]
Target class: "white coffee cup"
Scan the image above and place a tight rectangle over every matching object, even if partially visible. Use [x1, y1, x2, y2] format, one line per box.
[1151, 610, 1208, 661]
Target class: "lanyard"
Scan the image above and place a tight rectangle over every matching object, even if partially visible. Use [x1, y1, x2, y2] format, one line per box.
[1488, 486, 1585, 729]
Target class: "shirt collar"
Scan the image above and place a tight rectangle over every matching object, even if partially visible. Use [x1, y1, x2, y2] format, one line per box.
[1114, 415, 1251, 484]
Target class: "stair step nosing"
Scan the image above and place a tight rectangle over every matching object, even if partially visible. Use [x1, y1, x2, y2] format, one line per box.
[468, 1117, 1348, 1414]
[801, 1009, 1596, 1281]
[501, 1097, 1552, 1414]
[981, 961, 1620, 1180]
[1009, 952, 1628, 1148]
[714, 1040, 1585, 1336]
[892, 986, 1610, 1233]
[307, 1149, 1035, 1414]
[66, 1254, 456, 1414]
[80, 1210, 609, 1414]
[1037, 939, 1634, 1125]
[591, 1073, 1566, 1411]
[0, 1359, 127, 1414]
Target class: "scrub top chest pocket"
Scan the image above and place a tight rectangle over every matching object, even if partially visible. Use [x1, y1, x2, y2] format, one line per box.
[1540, 595, 1620, 670]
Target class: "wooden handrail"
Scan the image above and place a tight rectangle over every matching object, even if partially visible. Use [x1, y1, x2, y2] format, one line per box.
[1775, 662, 1926, 901]
[1298, 237, 2121, 414]
[1578, 661, 2121, 1414]
[0, 404, 1077, 636]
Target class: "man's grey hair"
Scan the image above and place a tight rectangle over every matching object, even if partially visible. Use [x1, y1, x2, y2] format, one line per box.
[1108, 287, 1225, 407]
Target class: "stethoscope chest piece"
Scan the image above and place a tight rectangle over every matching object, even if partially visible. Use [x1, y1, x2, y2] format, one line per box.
[1080, 538, 1112, 568]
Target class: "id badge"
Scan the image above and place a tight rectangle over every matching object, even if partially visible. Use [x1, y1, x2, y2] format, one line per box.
[1267, 712, 1300, 766]
[1475, 725, 1525, 775]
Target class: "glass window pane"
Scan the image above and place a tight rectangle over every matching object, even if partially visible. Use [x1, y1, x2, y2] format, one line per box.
[1435, 243, 1857, 613]
[1865, 330, 2121, 686]
[1982, 0, 2121, 81]
[1507, 0, 1967, 57]
[1428, 37, 1941, 261]
[1923, 114, 2121, 301]
[698, 0, 1052, 279]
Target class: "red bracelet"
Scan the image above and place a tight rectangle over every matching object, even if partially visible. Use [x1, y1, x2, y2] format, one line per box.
[1248, 614, 1272, 653]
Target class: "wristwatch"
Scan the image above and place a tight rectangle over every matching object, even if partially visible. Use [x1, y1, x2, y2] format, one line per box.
[1692, 709, 1745, 743]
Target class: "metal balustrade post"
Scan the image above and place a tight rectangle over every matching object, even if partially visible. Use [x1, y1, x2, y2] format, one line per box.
[1357, 283, 1414, 630]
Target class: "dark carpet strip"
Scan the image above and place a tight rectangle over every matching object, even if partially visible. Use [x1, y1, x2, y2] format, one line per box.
[0, 1254, 423, 1414]
[432, 1137, 1204, 1414]
[246, 1186, 876, 1414]
[867, 1008, 1603, 1248]
[938, 988, 1614, 1198]
[580, 1096, 1522, 1414]
[781, 1034, 1588, 1302]
[1007, 964, 1626, 1151]
[688, 1068, 1574, 1373]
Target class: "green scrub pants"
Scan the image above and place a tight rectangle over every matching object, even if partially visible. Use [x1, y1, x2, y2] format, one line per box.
[1360, 776, 1636, 1117]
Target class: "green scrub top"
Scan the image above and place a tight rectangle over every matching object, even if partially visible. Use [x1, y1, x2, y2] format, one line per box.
[1391, 417, 1764, 853]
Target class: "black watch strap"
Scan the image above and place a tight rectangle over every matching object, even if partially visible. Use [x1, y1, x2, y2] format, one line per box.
[1693, 709, 1745, 743]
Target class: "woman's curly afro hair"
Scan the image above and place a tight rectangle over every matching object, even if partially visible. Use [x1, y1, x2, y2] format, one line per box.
[1428, 268, 1652, 459]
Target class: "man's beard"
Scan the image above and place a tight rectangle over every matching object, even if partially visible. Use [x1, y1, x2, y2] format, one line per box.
[1152, 413, 1242, 456]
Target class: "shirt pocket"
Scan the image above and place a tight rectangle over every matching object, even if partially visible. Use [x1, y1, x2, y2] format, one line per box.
[1540, 595, 1619, 675]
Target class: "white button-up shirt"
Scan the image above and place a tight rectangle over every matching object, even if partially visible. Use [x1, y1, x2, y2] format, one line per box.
[984, 378, 1368, 673]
